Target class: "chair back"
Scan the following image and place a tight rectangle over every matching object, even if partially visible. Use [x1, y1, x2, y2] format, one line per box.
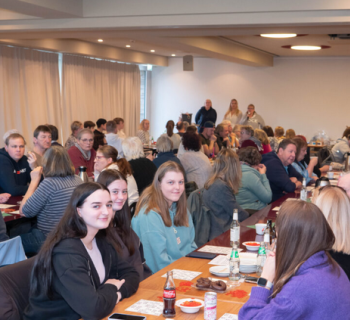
[185, 181, 198, 199]
[129, 202, 137, 218]
[0, 236, 26, 267]
[0, 257, 35, 320]
[187, 188, 211, 247]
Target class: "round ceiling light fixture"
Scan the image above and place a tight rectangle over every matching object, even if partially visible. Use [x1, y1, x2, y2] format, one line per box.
[260, 34, 297, 38]
[98, 39, 103, 42]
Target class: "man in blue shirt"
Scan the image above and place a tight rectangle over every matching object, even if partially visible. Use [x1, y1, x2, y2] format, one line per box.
[261, 139, 302, 202]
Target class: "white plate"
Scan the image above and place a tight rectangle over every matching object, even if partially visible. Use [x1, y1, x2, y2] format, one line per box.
[176, 298, 204, 313]
[209, 266, 230, 277]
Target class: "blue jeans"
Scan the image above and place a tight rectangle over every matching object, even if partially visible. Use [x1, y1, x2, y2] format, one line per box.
[20, 228, 47, 255]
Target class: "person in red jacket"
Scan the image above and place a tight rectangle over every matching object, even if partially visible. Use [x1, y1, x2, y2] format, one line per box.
[68, 129, 96, 177]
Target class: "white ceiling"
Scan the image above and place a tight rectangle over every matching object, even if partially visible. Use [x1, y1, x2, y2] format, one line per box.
[0, 0, 349, 65]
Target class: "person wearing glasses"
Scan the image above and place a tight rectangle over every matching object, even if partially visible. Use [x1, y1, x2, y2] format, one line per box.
[239, 200, 350, 319]
[68, 129, 96, 177]
[313, 185, 350, 280]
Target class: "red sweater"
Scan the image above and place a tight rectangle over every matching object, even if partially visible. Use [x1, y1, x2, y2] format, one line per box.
[68, 146, 96, 177]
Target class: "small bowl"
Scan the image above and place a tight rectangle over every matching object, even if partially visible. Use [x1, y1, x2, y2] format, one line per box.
[255, 223, 266, 235]
[243, 241, 260, 251]
[176, 298, 204, 313]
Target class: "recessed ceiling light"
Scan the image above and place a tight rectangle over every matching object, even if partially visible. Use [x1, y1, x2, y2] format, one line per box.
[171, 54, 176, 56]
[150, 50, 155, 52]
[98, 39, 103, 42]
[260, 34, 297, 38]
[291, 45, 321, 50]
[126, 45, 131, 48]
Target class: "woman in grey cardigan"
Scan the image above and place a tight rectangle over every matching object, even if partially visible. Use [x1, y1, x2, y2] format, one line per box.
[202, 149, 249, 240]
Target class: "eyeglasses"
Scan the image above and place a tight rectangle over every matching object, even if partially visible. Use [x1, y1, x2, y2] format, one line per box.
[319, 185, 347, 195]
[81, 139, 93, 143]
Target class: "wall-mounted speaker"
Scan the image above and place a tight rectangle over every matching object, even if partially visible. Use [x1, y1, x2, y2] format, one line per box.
[183, 55, 193, 71]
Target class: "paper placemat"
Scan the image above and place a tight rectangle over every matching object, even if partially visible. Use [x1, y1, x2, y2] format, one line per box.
[209, 254, 229, 266]
[125, 299, 163, 316]
[198, 245, 242, 255]
[161, 269, 202, 281]
[219, 313, 239, 320]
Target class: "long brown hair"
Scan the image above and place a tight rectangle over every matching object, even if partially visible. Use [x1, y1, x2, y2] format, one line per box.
[205, 148, 241, 194]
[98, 145, 133, 176]
[30, 183, 121, 298]
[134, 161, 188, 227]
[166, 120, 175, 137]
[97, 170, 135, 255]
[272, 200, 338, 297]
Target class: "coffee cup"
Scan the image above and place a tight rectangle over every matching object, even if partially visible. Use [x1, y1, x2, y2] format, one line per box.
[327, 172, 334, 179]
[255, 223, 267, 235]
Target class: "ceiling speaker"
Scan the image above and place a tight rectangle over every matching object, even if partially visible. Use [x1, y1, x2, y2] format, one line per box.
[183, 55, 193, 71]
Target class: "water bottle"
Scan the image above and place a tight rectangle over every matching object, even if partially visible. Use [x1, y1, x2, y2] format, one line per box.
[300, 178, 307, 201]
[78, 166, 89, 183]
[229, 245, 240, 281]
[230, 209, 240, 247]
[256, 242, 267, 277]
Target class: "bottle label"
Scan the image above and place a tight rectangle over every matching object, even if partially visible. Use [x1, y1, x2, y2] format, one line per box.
[300, 189, 307, 201]
[258, 247, 266, 255]
[234, 251, 239, 259]
[263, 234, 270, 243]
[230, 227, 240, 241]
[163, 290, 176, 299]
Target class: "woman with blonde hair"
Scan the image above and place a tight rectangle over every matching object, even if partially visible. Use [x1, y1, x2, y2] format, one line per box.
[202, 149, 249, 240]
[313, 186, 350, 279]
[254, 129, 272, 154]
[94, 145, 139, 206]
[285, 129, 296, 139]
[224, 99, 242, 125]
[239, 200, 350, 319]
[131, 161, 197, 273]
[136, 119, 150, 144]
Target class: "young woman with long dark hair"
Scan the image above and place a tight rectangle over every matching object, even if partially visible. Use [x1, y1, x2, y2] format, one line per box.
[97, 169, 152, 280]
[239, 200, 350, 319]
[24, 183, 139, 320]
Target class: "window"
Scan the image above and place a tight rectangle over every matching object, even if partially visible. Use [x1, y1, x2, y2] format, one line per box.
[140, 70, 147, 121]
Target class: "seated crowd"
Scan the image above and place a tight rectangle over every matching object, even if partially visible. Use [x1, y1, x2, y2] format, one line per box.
[1, 101, 350, 319]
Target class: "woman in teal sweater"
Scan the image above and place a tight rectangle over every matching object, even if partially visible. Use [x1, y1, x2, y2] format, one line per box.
[131, 161, 197, 273]
[236, 147, 272, 212]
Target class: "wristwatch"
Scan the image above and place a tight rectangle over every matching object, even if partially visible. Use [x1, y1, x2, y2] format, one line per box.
[257, 277, 267, 287]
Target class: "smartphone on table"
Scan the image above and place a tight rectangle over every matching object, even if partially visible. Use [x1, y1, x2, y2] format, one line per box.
[109, 313, 146, 320]
[244, 276, 258, 284]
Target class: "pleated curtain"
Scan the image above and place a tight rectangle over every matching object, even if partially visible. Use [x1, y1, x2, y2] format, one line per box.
[0, 46, 61, 147]
[61, 54, 140, 142]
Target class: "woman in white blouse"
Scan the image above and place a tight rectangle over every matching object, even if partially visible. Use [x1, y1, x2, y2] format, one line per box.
[223, 99, 242, 125]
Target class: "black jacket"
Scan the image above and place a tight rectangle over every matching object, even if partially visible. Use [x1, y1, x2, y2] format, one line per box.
[195, 106, 217, 128]
[0, 147, 31, 195]
[129, 158, 157, 195]
[24, 236, 140, 320]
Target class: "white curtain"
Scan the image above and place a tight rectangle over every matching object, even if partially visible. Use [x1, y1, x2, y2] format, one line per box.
[0, 46, 61, 148]
[61, 54, 140, 142]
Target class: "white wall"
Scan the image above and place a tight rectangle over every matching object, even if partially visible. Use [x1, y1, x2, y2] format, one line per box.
[150, 57, 350, 141]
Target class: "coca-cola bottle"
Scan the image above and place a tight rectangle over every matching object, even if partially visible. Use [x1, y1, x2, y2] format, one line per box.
[163, 271, 176, 318]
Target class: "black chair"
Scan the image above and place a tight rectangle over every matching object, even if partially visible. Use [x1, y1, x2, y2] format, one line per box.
[185, 181, 198, 198]
[0, 257, 35, 320]
[129, 202, 137, 218]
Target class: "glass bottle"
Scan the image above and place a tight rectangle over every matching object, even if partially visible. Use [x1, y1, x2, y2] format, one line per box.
[163, 271, 176, 318]
[230, 209, 240, 247]
[256, 242, 267, 277]
[300, 178, 307, 201]
[229, 245, 240, 282]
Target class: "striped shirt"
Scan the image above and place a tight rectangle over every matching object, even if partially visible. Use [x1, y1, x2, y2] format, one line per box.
[22, 175, 82, 235]
[136, 130, 150, 144]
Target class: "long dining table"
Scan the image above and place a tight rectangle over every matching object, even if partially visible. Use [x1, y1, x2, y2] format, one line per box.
[103, 192, 300, 320]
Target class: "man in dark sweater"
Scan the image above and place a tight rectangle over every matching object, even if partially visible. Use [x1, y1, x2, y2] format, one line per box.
[195, 99, 217, 133]
[0, 133, 31, 196]
[261, 139, 303, 202]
